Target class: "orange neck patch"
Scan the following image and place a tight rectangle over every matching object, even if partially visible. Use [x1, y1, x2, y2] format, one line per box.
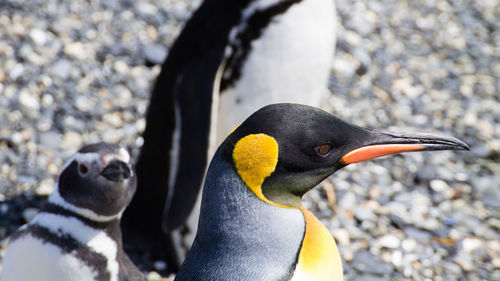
[291, 208, 343, 281]
[232, 134, 290, 208]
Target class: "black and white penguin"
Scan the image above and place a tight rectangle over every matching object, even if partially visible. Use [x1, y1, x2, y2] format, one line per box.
[2, 142, 145, 281]
[122, 0, 337, 270]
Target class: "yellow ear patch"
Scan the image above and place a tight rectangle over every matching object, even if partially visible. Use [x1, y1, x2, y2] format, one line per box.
[233, 134, 287, 208]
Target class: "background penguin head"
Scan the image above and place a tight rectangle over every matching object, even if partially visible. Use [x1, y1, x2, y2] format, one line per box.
[224, 103, 469, 208]
[52, 142, 137, 219]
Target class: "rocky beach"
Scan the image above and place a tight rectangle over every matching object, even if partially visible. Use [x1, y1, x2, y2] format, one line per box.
[0, 0, 498, 280]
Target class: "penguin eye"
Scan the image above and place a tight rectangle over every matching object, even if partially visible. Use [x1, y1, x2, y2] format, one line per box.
[79, 163, 89, 175]
[315, 144, 332, 156]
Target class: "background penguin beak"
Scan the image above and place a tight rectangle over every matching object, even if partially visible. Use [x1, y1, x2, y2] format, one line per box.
[341, 130, 470, 164]
[101, 160, 132, 182]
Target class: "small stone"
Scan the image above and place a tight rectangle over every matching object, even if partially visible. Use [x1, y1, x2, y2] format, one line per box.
[404, 227, 431, 241]
[357, 274, 386, 281]
[392, 77, 422, 98]
[37, 178, 55, 196]
[10, 132, 22, 145]
[19, 90, 40, 111]
[103, 129, 123, 143]
[146, 271, 162, 281]
[480, 185, 500, 209]
[47, 162, 60, 175]
[62, 131, 83, 151]
[463, 111, 478, 127]
[430, 179, 456, 200]
[39, 132, 62, 150]
[339, 191, 357, 210]
[462, 238, 482, 253]
[50, 60, 72, 80]
[41, 94, 54, 107]
[144, 43, 167, 65]
[332, 54, 359, 76]
[103, 112, 123, 127]
[332, 228, 350, 246]
[113, 60, 129, 74]
[471, 143, 490, 158]
[117, 87, 133, 107]
[136, 2, 158, 16]
[17, 175, 37, 185]
[430, 179, 449, 192]
[352, 250, 394, 275]
[454, 250, 474, 271]
[343, 30, 363, 46]
[444, 261, 463, 275]
[64, 41, 87, 60]
[63, 115, 86, 132]
[75, 96, 95, 112]
[377, 234, 401, 249]
[354, 205, 377, 222]
[9, 63, 24, 80]
[478, 120, 494, 138]
[455, 173, 468, 182]
[391, 250, 403, 267]
[492, 257, 500, 269]
[29, 28, 48, 45]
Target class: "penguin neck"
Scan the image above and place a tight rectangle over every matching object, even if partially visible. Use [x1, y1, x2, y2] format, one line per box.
[42, 202, 123, 243]
[261, 188, 303, 208]
[189, 153, 305, 279]
[198, 150, 305, 241]
[48, 188, 123, 222]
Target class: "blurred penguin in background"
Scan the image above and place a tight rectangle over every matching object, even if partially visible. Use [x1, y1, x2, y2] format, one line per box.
[122, 0, 337, 272]
[2, 142, 145, 281]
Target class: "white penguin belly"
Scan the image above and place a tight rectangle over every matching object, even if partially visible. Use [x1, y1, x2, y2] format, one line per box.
[2, 234, 97, 281]
[1, 213, 120, 281]
[217, 0, 336, 144]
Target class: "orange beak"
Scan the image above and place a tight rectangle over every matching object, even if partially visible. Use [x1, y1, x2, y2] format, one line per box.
[342, 144, 425, 164]
[339, 131, 469, 165]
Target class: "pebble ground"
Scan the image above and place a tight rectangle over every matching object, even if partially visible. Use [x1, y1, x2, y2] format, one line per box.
[0, 0, 498, 280]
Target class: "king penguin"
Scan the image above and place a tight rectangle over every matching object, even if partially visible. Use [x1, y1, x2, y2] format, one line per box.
[2, 142, 145, 281]
[122, 0, 337, 270]
[174, 103, 469, 281]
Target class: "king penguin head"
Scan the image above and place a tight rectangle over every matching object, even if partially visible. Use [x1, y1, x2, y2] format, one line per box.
[48, 142, 137, 221]
[223, 103, 469, 208]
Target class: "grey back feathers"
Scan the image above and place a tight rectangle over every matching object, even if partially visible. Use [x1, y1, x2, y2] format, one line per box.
[174, 149, 305, 281]
[1, 142, 145, 281]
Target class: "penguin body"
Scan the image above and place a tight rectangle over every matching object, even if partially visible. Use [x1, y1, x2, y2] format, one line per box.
[2, 143, 144, 281]
[175, 147, 341, 281]
[175, 103, 468, 281]
[123, 0, 336, 269]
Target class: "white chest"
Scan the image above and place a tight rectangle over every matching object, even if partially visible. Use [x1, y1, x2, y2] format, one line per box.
[2, 234, 98, 281]
[1, 213, 120, 281]
[217, 0, 336, 143]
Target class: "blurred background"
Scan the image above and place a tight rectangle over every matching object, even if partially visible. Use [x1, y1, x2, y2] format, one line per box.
[0, 0, 498, 280]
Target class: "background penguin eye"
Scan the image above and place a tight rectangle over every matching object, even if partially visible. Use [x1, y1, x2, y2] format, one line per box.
[315, 144, 332, 156]
[79, 164, 89, 174]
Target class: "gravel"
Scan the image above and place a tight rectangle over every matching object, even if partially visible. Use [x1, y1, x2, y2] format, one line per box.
[0, 0, 499, 280]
